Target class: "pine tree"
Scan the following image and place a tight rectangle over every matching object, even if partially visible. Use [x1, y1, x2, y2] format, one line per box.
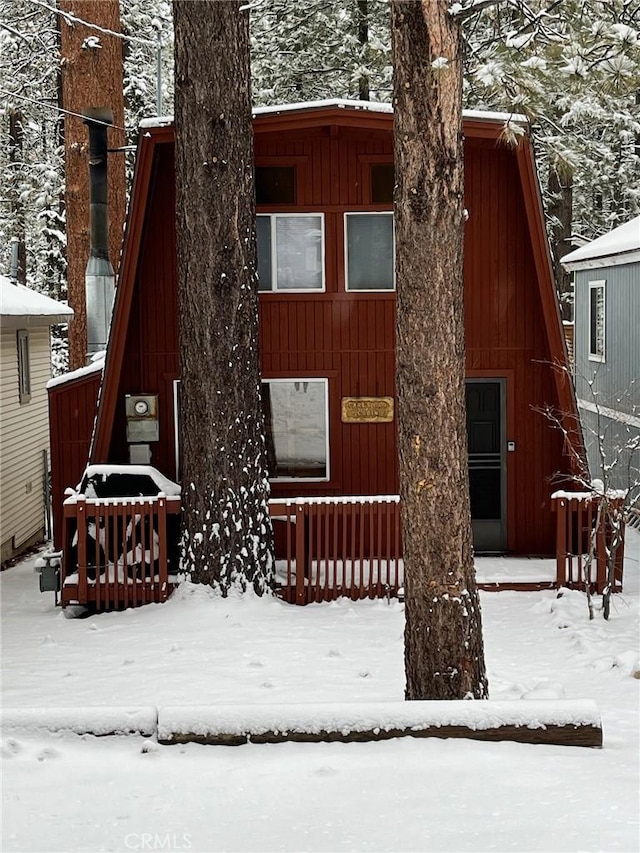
[250, 0, 392, 104]
[464, 0, 640, 240]
[173, 0, 274, 594]
[391, 0, 488, 700]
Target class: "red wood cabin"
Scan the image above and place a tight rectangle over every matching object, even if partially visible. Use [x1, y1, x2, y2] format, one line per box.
[49, 100, 583, 604]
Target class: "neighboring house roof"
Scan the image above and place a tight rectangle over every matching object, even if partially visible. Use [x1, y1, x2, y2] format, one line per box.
[562, 215, 640, 271]
[1, 274, 74, 328]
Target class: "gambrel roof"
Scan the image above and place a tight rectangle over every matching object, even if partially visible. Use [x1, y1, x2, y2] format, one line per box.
[90, 102, 583, 473]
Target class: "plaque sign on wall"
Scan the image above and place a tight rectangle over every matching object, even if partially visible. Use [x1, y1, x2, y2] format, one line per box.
[341, 396, 394, 424]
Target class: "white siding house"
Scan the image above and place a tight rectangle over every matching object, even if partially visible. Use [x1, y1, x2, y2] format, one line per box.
[1, 275, 73, 562]
[562, 216, 640, 491]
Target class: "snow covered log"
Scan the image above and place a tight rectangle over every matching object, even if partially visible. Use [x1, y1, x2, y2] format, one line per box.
[0, 706, 157, 737]
[0, 701, 603, 747]
[157, 700, 603, 748]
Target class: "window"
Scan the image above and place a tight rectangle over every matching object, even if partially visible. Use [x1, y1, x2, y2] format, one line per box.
[345, 212, 395, 291]
[370, 164, 394, 204]
[17, 330, 31, 403]
[589, 280, 606, 362]
[262, 379, 329, 481]
[257, 214, 324, 292]
[255, 166, 296, 205]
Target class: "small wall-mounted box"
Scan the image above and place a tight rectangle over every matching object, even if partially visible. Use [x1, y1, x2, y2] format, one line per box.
[125, 394, 159, 443]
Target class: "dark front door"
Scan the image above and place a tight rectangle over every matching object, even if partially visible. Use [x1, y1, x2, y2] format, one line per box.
[466, 380, 506, 552]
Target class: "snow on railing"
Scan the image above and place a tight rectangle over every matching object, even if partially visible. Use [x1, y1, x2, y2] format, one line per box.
[270, 496, 403, 605]
[551, 492, 626, 593]
[61, 493, 181, 609]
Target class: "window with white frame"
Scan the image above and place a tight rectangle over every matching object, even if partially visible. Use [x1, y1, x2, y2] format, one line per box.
[345, 212, 395, 291]
[262, 379, 329, 481]
[17, 329, 31, 403]
[257, 214, 324, 292]
[589, 280, 606, 362]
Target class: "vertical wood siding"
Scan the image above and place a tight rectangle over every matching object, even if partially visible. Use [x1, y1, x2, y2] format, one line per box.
[48, 370, 102, 550]
[108, 144, 179, 478]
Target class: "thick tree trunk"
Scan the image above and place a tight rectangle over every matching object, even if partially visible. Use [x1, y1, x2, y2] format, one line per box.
[356, 0, 370, 101]
[391, 0, 488, 700]
[174, 0, 274, 594]
[59, 0, 126, 369]
[8, 110, 27, 285]
[548, 157, 573, 322]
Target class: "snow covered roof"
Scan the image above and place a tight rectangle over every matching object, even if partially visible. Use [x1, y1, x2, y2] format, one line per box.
[1, 274, 74, 327]
[46, 350, 105, 390]
[139, 99, 528, 130]
[562, 215, 640, 271]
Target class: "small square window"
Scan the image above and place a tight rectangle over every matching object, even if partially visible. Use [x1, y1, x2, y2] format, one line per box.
[17, 329, 31, 403]
[257, 214, 324, 292]
[256, 166, 296, 205]
[345, 213, 395, 291]
[589, 280, 605, 362]
[370, 164, 394, 204]
[262, 379, 329, 481]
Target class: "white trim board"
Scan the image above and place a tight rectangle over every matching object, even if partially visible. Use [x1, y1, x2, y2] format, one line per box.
[578, 399, 640, 430]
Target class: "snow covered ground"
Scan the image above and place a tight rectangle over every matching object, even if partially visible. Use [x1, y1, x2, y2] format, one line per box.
[2, 532, 639, 853]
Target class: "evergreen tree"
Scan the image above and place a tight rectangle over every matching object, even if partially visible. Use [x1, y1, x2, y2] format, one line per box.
[250, 0, 392, 104]
[464, 0, 640, 240]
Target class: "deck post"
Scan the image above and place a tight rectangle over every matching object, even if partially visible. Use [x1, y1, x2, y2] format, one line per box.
[76, 495, 88, 605]
[554, 497, 567, 588]
[158, 495, 168, 602]
[295, 504, 306, 605]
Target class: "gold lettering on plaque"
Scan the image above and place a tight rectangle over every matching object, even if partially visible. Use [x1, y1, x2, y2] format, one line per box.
[341, 397, 394, 423]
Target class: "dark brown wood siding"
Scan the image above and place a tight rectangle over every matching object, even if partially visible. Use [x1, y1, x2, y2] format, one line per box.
[108, 143, 180, 480]
[48, 371, 101, 549]
[50, 118, 570, 555]
[464, 139, 565, 553]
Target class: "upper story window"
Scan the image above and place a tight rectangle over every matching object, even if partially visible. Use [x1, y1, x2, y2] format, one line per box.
[589, 280, 606, 362]
[370, 164, 394, 204]
[255, 166, 296, 205]
[257, 214, 325, 292]
[345, 212, 395, 292]
[17, 329, 31, 403]
[262, 378, 329, 481]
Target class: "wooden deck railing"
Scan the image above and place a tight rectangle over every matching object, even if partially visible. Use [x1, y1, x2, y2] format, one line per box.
[552, 492, 625, 594]
[270, 496, 403, 604]
[62, 490, 622, 611]
[61, 493, 182, 609]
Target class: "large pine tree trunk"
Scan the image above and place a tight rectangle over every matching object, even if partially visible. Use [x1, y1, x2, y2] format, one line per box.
[8, 109, 27, 285]
[391, 0, 488, 700]
[174, 0, 274, 594]
[548, 157, 573, 322]
[59, 0, 126, 369]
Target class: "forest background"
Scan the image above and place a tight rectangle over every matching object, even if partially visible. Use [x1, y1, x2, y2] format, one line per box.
[1, 0, 638, 373]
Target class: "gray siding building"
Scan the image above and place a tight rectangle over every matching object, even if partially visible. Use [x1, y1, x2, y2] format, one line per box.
[563, 216, 639, 490]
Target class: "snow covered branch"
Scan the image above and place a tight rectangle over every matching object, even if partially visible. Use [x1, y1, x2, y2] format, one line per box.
[29, 0, 155, 46]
